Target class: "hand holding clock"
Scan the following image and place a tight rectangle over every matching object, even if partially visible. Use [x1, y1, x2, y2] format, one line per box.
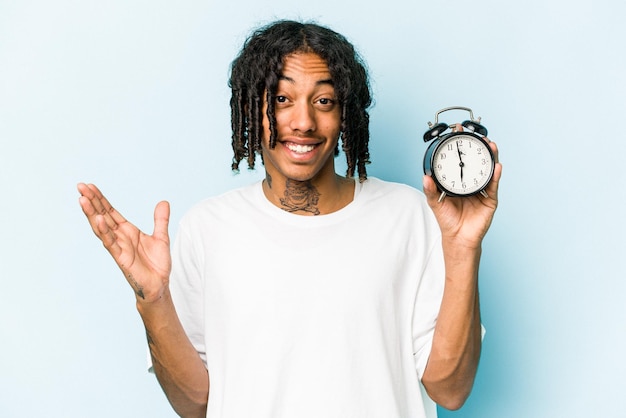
[423, 132, 502, 249]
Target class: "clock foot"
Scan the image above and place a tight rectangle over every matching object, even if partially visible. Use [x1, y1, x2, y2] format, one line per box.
[438, 191, 447, 203]
[480, 190, 489, 198]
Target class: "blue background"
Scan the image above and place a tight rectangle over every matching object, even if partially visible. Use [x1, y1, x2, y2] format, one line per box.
[1, 0, 624, 417]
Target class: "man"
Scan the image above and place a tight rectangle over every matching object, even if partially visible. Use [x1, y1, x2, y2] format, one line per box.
[78, 20, 501, 418]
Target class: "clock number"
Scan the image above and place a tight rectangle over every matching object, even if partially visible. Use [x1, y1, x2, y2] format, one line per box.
[440, 152, 447, 160]
[447, 144, 454, 151]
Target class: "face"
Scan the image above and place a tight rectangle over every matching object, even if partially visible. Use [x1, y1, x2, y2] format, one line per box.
[261, 52, 341, 184]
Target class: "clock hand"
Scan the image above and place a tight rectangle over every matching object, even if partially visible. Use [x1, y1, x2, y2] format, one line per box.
[457, 141, 464, 182]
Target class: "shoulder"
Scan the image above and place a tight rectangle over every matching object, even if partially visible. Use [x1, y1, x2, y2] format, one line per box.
[179, 181, 262, 228]
[358, 177, 437, 229]
[360, 177, 427, 205]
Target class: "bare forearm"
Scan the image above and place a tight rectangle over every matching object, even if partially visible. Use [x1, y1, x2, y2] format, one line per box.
[422, 242, 482, 410]
[138, 292, 209, 418]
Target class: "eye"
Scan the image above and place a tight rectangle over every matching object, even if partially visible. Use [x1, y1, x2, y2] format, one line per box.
[316, 97, 336, 108]
[275, 95, 287, 103]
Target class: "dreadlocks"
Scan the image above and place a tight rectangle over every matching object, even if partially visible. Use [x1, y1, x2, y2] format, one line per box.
[229, 20, 372, 181]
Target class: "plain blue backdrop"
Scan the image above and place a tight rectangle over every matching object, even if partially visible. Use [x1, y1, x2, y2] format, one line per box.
[1, 0, 624, 416]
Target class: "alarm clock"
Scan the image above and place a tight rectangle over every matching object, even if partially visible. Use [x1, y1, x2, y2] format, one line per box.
[423, 106, 495, 202]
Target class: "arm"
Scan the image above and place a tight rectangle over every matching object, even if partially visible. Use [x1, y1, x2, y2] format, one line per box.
[140, 291, 209, 418]
[77, 183, 209, 417]
[420, 138, 502, 410]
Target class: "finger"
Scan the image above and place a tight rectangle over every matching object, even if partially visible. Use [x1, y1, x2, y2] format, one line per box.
[77, 182, 105, 210]
[422, 175, 442, 207]
[78, 184, 130, 258]
[78, 183, 127, 230]
[152, 201, 170, 244]
[78, 194, 103, 235]
[78, 183, 109, 235]
[485, 162, 503, 202]
[487, 140, 499, 164]
[78, 183, 114, 225]
[485, 139, 501, 199]
[85, 183, 123, 227]
[95, 213, 123, 259]
[77, 183, 99, 217]
[79, 197, 123, 259]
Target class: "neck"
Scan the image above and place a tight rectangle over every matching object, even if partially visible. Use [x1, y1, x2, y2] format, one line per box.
[262, 172, 355, 216]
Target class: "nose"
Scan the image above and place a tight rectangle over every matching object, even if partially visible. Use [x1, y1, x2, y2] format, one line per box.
[289, 102, 316, 133]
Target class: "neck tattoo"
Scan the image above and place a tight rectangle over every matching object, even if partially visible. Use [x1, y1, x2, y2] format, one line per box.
[279, 179, 321, 215]
[265, 173, 273, 189]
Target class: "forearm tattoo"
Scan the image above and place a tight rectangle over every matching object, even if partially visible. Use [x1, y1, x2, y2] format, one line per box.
[280, 179, 320, 215]
[126, 272, 145, 300]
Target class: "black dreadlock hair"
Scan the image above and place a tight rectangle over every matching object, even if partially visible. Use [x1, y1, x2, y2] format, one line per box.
[229, 20, 372, 181]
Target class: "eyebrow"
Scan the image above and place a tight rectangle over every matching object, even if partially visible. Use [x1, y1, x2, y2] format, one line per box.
[279, 75, 334, 86]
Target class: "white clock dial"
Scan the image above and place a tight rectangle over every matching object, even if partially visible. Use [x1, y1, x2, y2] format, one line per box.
[433, 134, 494, 196]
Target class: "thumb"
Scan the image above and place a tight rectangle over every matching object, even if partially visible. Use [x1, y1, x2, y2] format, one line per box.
[153, 201, 170, 243]
[422, 175, 440, 206]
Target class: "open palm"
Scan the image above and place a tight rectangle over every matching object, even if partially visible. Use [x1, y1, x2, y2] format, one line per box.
[77, 183, 171, 302]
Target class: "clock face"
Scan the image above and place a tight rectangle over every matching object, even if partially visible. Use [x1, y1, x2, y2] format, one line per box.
[431, 133, 494, 196]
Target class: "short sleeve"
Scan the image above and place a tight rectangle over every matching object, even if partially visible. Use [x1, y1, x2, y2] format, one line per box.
[412, 236, 445, 379]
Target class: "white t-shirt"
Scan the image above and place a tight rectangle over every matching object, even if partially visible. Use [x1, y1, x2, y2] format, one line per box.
[168, 177, 445, 418]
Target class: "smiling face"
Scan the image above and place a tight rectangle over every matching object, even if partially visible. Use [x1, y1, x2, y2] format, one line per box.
[261, 52, 342, 184]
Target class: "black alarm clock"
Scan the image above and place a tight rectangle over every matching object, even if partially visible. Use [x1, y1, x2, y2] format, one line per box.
[423, 106, 495, 202]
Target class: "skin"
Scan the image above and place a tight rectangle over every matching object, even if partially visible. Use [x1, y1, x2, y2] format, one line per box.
[77, 51, 502, 414]
[77, 183, 208, 418]
[421, 127, 502, 409]
[260, 52, 355, 215]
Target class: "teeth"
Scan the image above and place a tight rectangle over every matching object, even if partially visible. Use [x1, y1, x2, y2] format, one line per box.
[286, 143, 315, 154]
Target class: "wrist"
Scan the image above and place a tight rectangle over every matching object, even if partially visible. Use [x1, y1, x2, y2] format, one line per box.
[441, 238, 482, 285]
[441, 235, 483, 256]
[136, 287, 174, 319]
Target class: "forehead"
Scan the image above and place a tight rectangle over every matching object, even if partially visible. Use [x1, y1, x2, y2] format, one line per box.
[280, 52, 332, 79]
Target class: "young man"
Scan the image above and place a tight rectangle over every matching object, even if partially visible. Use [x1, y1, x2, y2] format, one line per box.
[78, 20, 501, 418]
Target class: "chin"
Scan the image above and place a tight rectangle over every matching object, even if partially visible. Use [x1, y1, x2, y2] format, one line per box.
[283, 171, 319, 183]
[272, 164, 321, 183]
